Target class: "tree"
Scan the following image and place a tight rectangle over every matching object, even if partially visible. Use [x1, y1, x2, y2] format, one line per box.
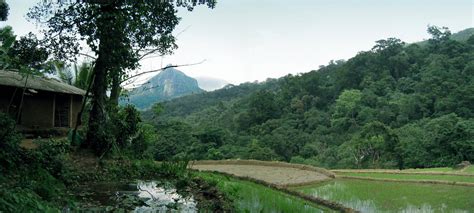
[0, 26, 16, 69]
[74, 63, 93, 90]
[53, 61, 74, 85]
[0, 0, 8, 21]
[29, 0, 216, 154]
[332, 89, 363, 130]
[248, 90, 280, 125]
[8, 33, 49, 72]
[348, 121, 400, 168]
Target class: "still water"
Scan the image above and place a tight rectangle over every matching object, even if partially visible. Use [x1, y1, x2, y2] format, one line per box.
[73, 181, 196, 212]
[293, 179, 474, 213]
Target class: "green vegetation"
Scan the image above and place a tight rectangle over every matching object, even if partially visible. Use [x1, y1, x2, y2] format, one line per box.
[145, 26, 474, 169]
[403, 167, 460, 172]
[337, 172, 474, 183]
[0, 112, 232, 211]
[197, 172, 331, 213]
[402, 165, 474, 174]
[1, 1, 474, 210]
[294, 179, 474, 212]
[464, 166, 474, 174]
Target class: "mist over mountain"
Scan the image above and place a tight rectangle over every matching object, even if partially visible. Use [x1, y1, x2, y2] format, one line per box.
[122, 67, 204, 110]
[194, 76, 229, 91]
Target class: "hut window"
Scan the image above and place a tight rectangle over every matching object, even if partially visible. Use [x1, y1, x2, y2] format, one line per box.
[54, 94, 70, 127]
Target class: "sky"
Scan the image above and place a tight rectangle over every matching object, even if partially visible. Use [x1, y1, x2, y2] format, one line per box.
[2, 0, 473, 85]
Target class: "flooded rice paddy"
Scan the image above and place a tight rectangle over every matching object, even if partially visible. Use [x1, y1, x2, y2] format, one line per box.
[293, 179, 474, 213]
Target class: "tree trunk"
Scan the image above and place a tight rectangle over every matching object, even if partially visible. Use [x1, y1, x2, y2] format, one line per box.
[84, 3, 115, 154]
[85, 53, 108, 153]
[109, 68, 121, 108]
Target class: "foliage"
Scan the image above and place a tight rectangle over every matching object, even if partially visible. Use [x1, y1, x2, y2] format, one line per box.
[0, 188, 58, 212]
[8, 33, 49, 70]
[0, 113, 23, 173]
[0, 0, 8, 21]
[0, 26, 15, 69]
[0, 114, 74, 212]
[27, 0, 216, 153]
[143, 27, 474, 169]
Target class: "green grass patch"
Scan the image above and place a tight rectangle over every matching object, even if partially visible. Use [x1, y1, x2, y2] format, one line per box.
[338, 172, 474, 183]
[293, 179, 474, 212]
[196, 172, 333, 213]
[463, 166, 474, 174]
[403, 167, 455, 172]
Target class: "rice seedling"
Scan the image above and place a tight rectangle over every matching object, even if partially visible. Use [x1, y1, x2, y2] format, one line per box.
[293, 179, 474, 212]
[197, 173, 333, 213]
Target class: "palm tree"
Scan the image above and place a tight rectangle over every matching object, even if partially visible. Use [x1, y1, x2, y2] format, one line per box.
[54, 61, 92, 90]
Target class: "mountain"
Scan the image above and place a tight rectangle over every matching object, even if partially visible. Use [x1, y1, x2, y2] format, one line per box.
[450, 28, 474, 42]
[123, 67, 204, 110]
[194, 76, 229, 91]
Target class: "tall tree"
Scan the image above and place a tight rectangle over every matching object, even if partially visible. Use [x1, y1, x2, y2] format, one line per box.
[28, 0, 216, 154]
[0, 0, 8, 21]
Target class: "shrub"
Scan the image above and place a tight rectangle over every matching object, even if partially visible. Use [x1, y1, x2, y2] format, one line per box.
[31, 138, 71, 179]
[0, 112, 23, 173]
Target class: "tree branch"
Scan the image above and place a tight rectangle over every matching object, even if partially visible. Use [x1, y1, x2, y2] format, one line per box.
[120, 59, 206, 84]
[78, 52, 97, 60]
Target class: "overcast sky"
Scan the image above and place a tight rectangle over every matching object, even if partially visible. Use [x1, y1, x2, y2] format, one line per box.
[2, 0, 473, 84]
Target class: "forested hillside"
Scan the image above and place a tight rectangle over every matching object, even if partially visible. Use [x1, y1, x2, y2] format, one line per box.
[144, 27, 474, 169]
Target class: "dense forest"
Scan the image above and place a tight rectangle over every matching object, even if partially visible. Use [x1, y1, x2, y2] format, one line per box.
[143, 27, 474, 169]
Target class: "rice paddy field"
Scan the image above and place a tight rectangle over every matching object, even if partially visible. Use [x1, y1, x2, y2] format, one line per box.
[336, 172, 474, 183]
[193, 162, 474, 212]
[197, 173, 334, 213]
[332, 165, 474, 174]
[292, 179, 474, 212]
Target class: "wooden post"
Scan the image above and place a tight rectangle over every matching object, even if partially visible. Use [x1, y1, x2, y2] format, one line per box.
[52, 94, 56, 127]
[70, 95, 73, 128]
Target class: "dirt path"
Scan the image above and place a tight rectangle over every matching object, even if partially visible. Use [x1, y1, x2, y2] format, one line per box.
[190, 160, 334, 187]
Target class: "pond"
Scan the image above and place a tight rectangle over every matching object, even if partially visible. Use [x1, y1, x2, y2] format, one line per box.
[292, 179, 474, 213]
[72, 181, 196, 212]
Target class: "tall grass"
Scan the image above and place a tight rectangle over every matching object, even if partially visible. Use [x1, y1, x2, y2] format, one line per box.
[197, 172, 333, 213]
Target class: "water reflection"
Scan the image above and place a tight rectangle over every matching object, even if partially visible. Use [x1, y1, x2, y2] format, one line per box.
[294, 179, 473, 213]
[73, 181, 197, 212]
[134, 181, 197, 213]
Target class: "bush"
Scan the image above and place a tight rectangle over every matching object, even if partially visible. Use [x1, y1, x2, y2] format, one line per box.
[31, 139, 71, 179]
[114, 105, 141, 149]
[0, 188, 57, 212]
[0, 112, 23, 173]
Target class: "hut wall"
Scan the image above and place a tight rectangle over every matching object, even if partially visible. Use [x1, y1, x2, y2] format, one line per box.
[0, 85, 15, 112]
[20, 91, 54, 129]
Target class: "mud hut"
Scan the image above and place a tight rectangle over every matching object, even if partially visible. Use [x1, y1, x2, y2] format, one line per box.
[0, 70, 85, 134]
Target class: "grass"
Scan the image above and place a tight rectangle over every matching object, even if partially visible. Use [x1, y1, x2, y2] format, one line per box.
[463, 166, 474, 174]
[337, 172, 474, 183]
[196, 172, 333, 213]
[403, 167, 456, 172]
[403, 165, 474, 174]
[293, 179, 474, 212]
[334, 165, 474, 174]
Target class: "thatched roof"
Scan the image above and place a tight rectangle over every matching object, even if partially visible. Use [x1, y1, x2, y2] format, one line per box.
[0, 70, 86, 95]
